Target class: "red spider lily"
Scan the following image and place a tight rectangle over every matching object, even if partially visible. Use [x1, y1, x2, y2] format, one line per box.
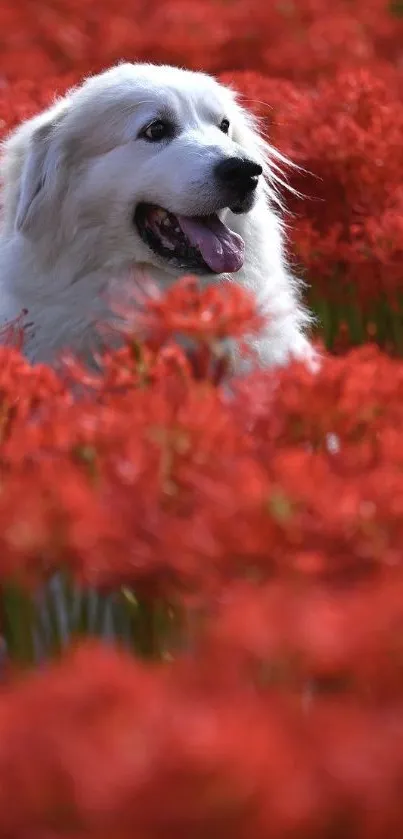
[0, 314, 402, 602]
[1, 641, 403, 837]
[198, 572, 403, 701]
[62, 275, 262, 392]
[0, 0, 401, 83]
[223, 66, 403, 346]
[109, 274, 263, 345]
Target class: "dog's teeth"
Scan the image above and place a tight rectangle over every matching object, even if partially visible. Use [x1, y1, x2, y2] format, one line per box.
[174, 225, 180, 233]
[162, 218, 171, 228]
[161, 237, 175, 250]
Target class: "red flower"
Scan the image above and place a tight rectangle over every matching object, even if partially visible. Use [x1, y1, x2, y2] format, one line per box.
[109, 275, 263, 345]
[220, 65, 403, 351]
[2, 640, 403, 837]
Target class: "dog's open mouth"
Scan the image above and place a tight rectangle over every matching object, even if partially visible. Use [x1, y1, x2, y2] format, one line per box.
[134, 203, 245, 274]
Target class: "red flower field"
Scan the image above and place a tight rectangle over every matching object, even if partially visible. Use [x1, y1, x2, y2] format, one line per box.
[0, 1, 403, 837]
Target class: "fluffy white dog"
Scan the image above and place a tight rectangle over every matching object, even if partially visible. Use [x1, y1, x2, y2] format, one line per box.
[0, 62, 314, 367]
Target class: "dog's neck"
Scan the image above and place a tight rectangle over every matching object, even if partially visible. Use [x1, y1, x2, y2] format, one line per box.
[0, 234, 123, 362]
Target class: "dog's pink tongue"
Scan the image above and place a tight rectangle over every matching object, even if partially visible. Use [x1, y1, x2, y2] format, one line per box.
[177, 214, 245, 273]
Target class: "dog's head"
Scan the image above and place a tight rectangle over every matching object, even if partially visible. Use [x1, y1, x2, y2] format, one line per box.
[3, 63, 272, 278]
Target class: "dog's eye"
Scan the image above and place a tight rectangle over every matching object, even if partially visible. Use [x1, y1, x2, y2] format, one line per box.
[219, 118, 230, 134]
[141, 120, 172, 142]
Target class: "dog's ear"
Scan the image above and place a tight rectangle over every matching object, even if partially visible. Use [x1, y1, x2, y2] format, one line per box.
[15, 114, 66, 234]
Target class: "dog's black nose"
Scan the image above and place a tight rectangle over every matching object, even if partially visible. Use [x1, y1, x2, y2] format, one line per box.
[215, 157, 263, 193]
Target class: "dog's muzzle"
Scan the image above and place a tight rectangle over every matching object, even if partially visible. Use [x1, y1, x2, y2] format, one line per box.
[133, 158, 261, 275]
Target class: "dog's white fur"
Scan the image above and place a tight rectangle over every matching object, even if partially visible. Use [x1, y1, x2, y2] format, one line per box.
[0, 62, 314, 367]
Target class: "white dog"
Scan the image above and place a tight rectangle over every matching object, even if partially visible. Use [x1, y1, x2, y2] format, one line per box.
[0, 62, 314, 368]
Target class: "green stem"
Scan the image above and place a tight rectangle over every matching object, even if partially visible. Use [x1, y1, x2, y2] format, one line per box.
[1, 583, 36, 668]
